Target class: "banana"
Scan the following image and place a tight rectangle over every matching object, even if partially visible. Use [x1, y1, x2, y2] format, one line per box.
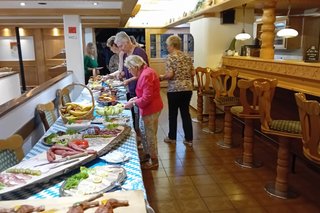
[69, 110, 88, 117]
[65, 115, 78, 120]
[82, 105, 92, 111]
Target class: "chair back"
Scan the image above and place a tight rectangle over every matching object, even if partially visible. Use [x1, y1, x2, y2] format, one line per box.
[254, 79, 278, 131]
[58, 87, 72, 106]
[238, 78, 277, 116]
[295, 93, 320, 163]
[37, 101, 57, 131]
[195, 67, 212, 94]
[210, 67, 238, 99]
[0, 135, 24, 172]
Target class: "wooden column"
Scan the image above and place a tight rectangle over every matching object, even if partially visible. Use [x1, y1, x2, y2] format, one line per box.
[260, 0, 277, 59]
[33, 29, 47, 84]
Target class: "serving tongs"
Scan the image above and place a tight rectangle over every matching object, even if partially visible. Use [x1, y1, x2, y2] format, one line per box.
[34, 152, 89, 167]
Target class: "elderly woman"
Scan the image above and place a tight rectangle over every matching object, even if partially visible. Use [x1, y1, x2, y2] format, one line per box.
[106, 36, 123, 73]
[160, 35, 195, 147]
[84, 42, 102, 84]
[124, 55, 163, 169]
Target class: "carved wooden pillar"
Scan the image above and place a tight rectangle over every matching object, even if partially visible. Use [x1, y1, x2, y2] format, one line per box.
[260, 0, 277, 59]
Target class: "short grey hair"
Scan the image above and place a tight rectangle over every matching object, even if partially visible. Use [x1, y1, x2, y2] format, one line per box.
[124, 55, 146, 70]
[166, 35, 181, 50]
[115, 31, 131, 45]
[106, 36, 116, 48]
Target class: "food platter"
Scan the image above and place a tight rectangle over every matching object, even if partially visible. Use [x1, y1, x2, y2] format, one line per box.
[60, 165, 127, 197]
[0, 190, 147, 213]
[0, 125, 131, 195]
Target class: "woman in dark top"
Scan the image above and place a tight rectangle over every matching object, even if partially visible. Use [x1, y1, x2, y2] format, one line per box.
[84, 42, 101, 84]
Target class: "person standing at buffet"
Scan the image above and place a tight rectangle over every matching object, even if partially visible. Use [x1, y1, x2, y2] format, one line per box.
[84, 42, 102, 84]
[106, 36, 124, 74]
[160, 35, 195, 147]
[124, 55, 163, 169]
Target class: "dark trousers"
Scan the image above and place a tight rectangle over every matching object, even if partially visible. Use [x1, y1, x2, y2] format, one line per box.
[126, 92, 139, 133]
[167, 91, 193, 141]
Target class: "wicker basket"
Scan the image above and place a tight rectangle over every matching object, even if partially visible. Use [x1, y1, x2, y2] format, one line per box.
[58, 83, 95, 123]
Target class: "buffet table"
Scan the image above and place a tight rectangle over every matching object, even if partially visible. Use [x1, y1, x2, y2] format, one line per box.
[0, 87, 146, 203]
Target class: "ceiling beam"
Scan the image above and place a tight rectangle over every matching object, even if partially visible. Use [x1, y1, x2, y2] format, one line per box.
[119, 0, 137, 27]
[0, 9, 121, 16]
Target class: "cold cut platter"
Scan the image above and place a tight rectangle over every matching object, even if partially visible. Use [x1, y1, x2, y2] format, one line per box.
[0, 125, 131, 195]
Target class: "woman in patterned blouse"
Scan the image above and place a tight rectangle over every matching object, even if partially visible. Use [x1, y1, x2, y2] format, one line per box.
[160, 35, 195, 147]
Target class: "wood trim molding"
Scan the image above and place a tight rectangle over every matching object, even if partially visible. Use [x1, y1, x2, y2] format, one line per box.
[120, 0, 138, 27]
[0, 9, 120, 17]
[222, 56, 320, 96]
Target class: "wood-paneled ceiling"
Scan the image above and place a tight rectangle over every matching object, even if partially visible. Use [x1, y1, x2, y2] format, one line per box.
[0, 0, 138, 27]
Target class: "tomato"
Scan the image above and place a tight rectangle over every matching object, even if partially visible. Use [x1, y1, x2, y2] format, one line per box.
[72, 139, 89, 149]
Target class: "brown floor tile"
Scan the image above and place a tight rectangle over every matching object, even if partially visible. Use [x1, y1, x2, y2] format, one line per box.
[264, 205, 294, 213]
[210, 210, 237, 213]
[204, 165, 230, 175]
[228, 193, 261, 209]
[173, 185, 200, 200]
[236, 207, 267, 213]
[210, 172, 238, 184]
[183, 165, 208, 176]
[290, 203, 320, 213]
[148, 187, 175, 201]
[150, 199, 182, 213]
[254, 192, 288, 206]
[191, 174, 216, 185]
[219, 182, 249, 195]
[232, 171, 260, 182]
[180, 158, 202, 167]
[144, 177, 172, 189]
[241, 180, 266, 193]
[161, 158, 183, 168]
[177, 198, 210, 213]
[169, 176, 193, 186]
[195, 183, 225, 197]
[203, 196, 235, 211]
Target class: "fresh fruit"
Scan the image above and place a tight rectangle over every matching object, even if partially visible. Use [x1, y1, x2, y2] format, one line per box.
[60, 102, 92, 121]
[96, 103, 124, 116]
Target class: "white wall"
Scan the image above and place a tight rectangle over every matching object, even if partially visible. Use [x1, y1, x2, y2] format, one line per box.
[0, 36, 35, 61]
[84, 28, 94, 45]
[0, 73, 73, 154]
[189, 8, 254, 109]
[0, 73, 21, 105]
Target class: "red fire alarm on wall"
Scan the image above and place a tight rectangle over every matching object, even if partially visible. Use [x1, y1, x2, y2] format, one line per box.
[68, 27, 77, 34]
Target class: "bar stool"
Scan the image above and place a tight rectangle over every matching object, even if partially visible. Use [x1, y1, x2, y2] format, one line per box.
[0, 135, 24, 172]
[193, 67, 217, 133]
[37, 102, 57, 131]
[295, 93, 320, 164]
[232, 78, 278, 168]
[254, 81, 301, 199]
[211, 68, 240, 148]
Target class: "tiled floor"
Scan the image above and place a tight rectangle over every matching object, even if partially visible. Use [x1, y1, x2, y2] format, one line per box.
[142, 91, 320, 213]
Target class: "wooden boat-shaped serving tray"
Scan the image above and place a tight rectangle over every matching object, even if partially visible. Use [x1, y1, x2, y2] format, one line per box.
[0, 125, 131, 195]
[0, 190, 146, 213]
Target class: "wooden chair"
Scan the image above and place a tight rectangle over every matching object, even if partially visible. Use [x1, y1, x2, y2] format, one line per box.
[57, 87, 72, 106]
[231, 78, 277, 168]
[37, 101, 57, 131]
[255, 81, 301, 199]
[211, 68, 240, 148]
[295, 93, 320, 164]
[193, 67, 220, 133]
[0, 135, 24, 172]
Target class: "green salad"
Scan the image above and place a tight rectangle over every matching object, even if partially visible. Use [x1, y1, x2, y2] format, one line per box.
[64, 166, 90, 190]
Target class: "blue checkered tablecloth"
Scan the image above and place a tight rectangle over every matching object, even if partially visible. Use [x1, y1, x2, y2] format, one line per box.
[1, 88, 146, 201]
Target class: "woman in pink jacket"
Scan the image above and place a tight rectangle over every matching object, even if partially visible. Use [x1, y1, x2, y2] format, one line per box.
[124, 55, 163, 169]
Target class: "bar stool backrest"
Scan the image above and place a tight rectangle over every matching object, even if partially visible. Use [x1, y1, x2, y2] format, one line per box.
[239, 78, 277, 116]
[254, 80, 278, 131]
[0, 135, 24, 172]
[210, 67, 238, 99]
[195, 67, 212, 94]
[37, 101, 57, 131]
[295, 93, 320, 163]
[58, 87, 72, 106]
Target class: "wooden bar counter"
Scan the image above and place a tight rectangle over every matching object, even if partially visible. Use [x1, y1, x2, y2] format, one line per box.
[222, 56, 320, 97]
[222, 56, 320, 170]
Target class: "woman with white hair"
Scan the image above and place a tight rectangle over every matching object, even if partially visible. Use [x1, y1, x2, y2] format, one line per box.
[160, 35, 195, 147]
[124, 55, 163, 170]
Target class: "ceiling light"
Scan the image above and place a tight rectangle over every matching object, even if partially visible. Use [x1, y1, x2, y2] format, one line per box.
[20, 2, 26, 6]
[235, 4, 251, 41]
[276, 1, 299, 39]
[93, 2, 98, 6]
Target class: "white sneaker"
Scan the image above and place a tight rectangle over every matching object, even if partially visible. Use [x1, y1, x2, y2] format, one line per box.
[164, 137, 176, 144]
[183, 140, 193, 147]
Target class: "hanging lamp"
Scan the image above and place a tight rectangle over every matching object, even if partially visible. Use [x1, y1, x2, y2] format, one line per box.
[277, 0, 298, 38]
[235, 4, 251, 41]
